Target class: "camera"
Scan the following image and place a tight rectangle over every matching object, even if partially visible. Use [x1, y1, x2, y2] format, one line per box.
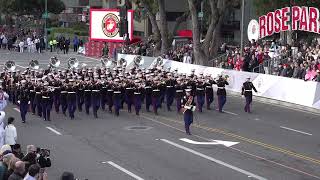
[36, 147, 51, 168]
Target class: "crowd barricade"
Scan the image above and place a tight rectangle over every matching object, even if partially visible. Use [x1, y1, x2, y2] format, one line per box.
[118, 54, 320, 109]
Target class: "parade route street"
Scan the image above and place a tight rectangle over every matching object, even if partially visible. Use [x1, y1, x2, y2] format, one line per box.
[2, 50, 320, 180]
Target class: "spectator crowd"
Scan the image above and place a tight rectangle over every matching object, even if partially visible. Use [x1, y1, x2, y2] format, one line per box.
[0, 28, 46, 54]
[217, 39, 320, 81]
[120, 35, 320, 82]
[0, 111, 78, 180]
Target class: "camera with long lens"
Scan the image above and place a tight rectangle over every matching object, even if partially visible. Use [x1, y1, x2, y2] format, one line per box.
[36, 147, 52, 168]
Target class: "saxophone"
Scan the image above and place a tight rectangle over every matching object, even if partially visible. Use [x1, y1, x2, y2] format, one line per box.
[181, 96, 195, 114]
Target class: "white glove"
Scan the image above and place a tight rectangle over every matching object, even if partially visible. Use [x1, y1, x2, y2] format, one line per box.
[17, 100, 20, 104]
[28, 101, 30, 105]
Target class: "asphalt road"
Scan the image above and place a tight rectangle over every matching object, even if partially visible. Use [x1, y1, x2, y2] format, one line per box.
[1, 50, 320, 180]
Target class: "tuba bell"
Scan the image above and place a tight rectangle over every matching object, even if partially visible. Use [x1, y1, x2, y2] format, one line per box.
[133, 55, 144, 68]
[118, 58, 127, 67]
[152, 56, 164, 68]
[67, 57, 79, 69]
[101, 57, 116, 68]
[29, 60, 40, 70]
[4, 61, 16, 71]
[49, 56, 61, 68]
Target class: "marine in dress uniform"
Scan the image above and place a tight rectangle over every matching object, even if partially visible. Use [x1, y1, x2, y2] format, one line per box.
[144, 77, 153, 112]
[174, 78, 184, 113]
[106, 80, 114, 113]
[34, 83, 43, 117]
[76, 80, 84, 112]
[124, 80, 134, 113]
[67, 82, 77, 119]
[91, 81, 101, 118]
[216, 75, 229, 113]
[165, 73, 176, 111]
[133, 80, 143, 115]
[113, 79, 122, 116]
[41, 85, 52, 121]
[181, 89, 196, 135]
[17, 81, 30, 123]
[241, 78, 257, 113]
[195, 79, 205, 112]
[84, 80, 92, 115]
[60, 82, 68, 116]
[152, 79, 161, 115]
[204, 76, 216, 110]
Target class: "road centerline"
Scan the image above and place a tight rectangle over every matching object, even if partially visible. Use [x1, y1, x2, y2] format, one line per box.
[107, 161, 145, 180]
[46, 126, 62, 135]
[280, 126, 313, 136]
[13, 108, 20, 112]
[160, 139, 267, 180]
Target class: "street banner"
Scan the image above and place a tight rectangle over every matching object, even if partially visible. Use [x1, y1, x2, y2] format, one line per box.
[247, 6, 320, 40]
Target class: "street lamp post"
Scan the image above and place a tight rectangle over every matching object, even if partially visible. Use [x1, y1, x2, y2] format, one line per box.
[240, 0, 245, 57]
[44, 0, 48, 51]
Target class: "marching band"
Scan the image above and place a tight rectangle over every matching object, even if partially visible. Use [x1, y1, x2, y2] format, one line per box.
[0, 56, 235, 135]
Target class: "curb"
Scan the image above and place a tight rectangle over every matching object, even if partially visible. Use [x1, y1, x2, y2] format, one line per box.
[227, 90, 320, 115]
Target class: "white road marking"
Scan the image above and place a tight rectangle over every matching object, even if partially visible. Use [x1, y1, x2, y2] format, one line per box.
[73, 54, 100, 61]
[107, 161, 145, 180]
[160, 139, 267, 180]
[16, 64, 28, 69]
[46, 127, 62, 135]
[13, 108, 20, 112]
[180, 138, 239, 147]
[280, 126, 312, 136]
[224, 111, 238, 116]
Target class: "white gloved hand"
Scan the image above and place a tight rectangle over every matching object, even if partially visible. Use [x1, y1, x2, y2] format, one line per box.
[17, 100, 20, 104]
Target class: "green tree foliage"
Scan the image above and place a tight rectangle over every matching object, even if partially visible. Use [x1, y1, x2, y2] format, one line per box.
[253, 0, 320, 16]
[0, 0, 65, 17]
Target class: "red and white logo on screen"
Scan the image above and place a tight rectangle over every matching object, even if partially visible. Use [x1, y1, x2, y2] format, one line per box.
[102, 13, 120, 38]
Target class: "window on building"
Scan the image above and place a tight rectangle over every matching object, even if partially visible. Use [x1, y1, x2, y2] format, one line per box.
[79, 0, 89, 6]
[166, 12, 184, 21]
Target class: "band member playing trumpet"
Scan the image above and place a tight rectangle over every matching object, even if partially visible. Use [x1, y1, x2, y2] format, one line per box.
[216, 75, 229, 113]
[181, 89, 196, 135]
[241, 77, 257, 113]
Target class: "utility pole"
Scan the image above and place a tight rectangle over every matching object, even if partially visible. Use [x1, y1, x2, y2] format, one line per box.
[240, 0, 245, 57]
[44, 0, 48, 51]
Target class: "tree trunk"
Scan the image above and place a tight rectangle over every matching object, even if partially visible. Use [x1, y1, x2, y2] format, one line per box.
[188, 0, 207, 65]
[141, 0, 161, 53]
[158, 0, 170, 55]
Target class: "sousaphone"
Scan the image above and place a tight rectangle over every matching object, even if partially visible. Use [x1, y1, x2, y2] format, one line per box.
[133, 55, 144, 68]
[68, 57, 79, 69]
[101, 57, 116, 68]
[118, 58, 127, 67]
[151, 56, 164, 68]
[29, 60, 40, 70]
[4, 61, 16, 71]
[49, 56, 61, 68]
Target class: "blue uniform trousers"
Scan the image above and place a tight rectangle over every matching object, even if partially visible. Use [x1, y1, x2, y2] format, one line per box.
[217, 95, 226, 112]
[19, 102, 29, 122]
[68, 100, 76, 119]
[145, 94, 152, 111]
[197, 95, 205, 112]
[244, 96, 252, 113]
[166, 89, 175, 111]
